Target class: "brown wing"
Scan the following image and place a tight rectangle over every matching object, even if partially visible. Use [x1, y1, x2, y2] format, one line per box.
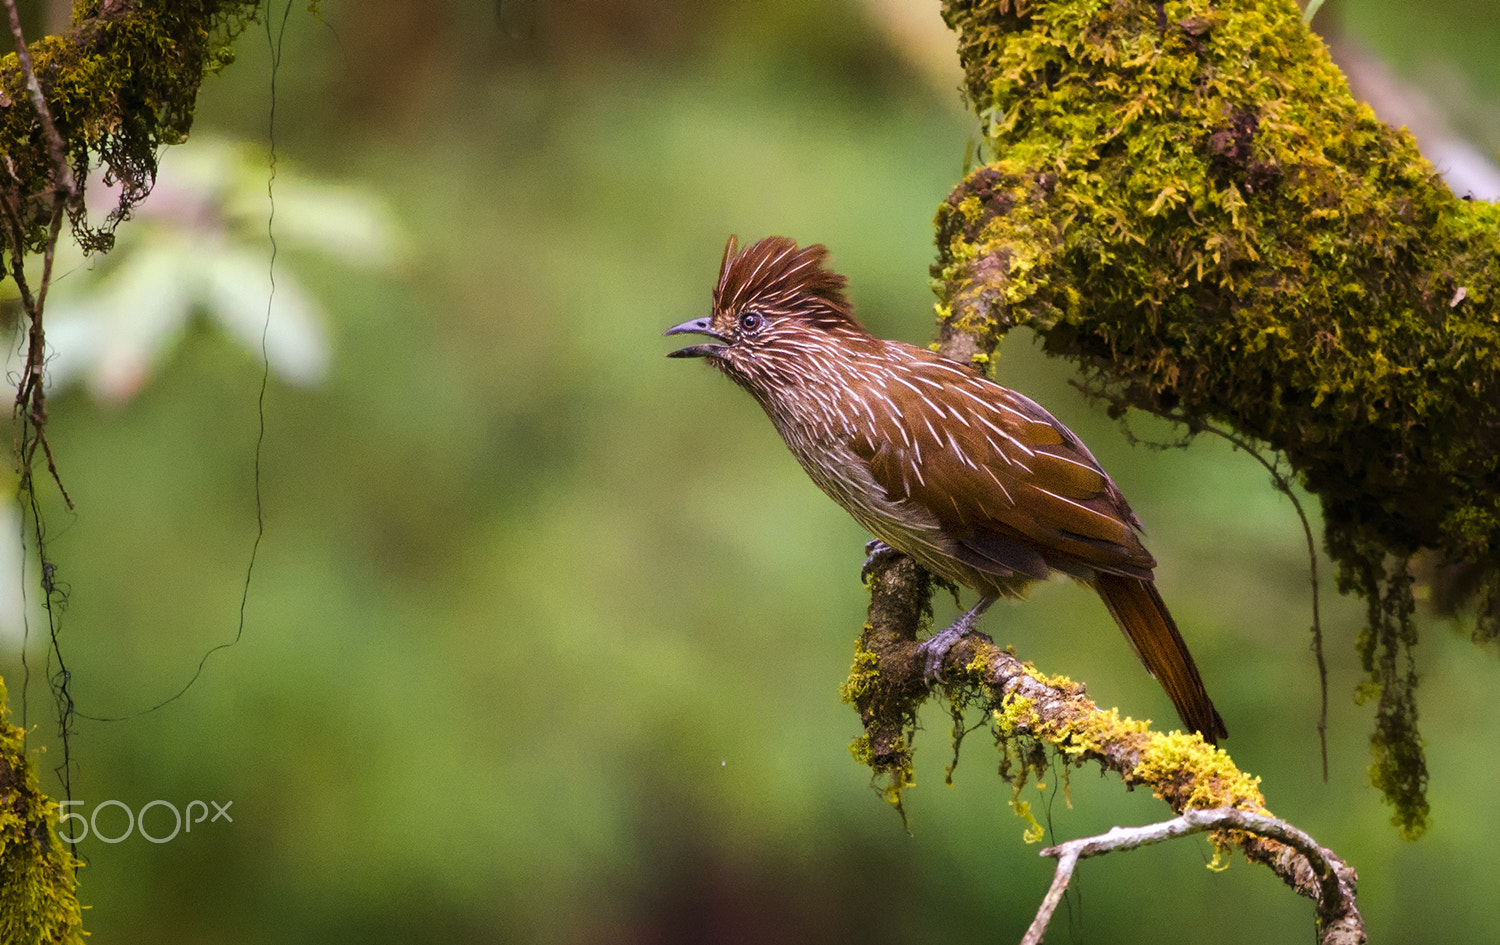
[846, 344, 1226, 740]
[852, 343, 1155, 583]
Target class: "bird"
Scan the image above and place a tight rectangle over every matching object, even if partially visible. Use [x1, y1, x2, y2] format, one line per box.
[665, 235, 1227, 743]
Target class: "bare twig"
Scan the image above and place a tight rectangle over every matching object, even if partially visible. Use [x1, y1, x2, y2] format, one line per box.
[1023, 808, 1360, 945]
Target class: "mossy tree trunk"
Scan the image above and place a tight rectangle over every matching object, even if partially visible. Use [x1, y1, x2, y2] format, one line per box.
[850, 1, 1490, 939]
[928, 0, 1498, 839]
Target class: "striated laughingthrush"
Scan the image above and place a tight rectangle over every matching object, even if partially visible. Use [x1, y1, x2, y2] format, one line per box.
[666, 236, 1226, 743]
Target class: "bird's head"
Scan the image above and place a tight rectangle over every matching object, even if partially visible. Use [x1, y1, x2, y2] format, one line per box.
[665, 235, 868, 395]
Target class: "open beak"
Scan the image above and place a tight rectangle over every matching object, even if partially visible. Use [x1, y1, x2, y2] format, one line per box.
[664, 317, 728, 359]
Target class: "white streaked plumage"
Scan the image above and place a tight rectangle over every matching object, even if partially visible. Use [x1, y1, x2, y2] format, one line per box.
[670, 234, 1226, 742]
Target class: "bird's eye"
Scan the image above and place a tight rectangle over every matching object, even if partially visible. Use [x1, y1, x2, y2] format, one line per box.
[739, 312, 763, 333]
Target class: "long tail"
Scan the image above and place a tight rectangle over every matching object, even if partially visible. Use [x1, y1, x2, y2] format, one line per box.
[1094, 573, 1227, 744]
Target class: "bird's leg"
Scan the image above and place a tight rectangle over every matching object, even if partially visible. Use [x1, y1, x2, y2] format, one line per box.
[860, 539, 902, 584]
[917, 595, 997, 678]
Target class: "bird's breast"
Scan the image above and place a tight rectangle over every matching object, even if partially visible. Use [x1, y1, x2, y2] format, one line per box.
[770, 415, 994, 590]
[758, 375, 1055, 599]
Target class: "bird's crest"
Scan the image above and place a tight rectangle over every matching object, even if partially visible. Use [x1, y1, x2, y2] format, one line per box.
[714, 235, 857, 328]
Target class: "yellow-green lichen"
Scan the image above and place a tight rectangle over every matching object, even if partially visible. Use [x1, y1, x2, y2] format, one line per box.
[1205, 842, 1234, 873]
[1009, 797, 1046, 844]
[993, 693, 1037, 733]
[1056, 704, 1154, 758]
[1132, 730, 1266, 812]
[846, 732, 874, 767]
[1020, 663, 1079, 694]
[848, 729, 916, 815]
[838, 641, 882, 706]
[840, 631, 922, 822]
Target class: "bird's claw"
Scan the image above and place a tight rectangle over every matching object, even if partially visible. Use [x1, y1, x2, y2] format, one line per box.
[861, 540, 901, 584]
[916, 625, 967, 678]
[916, 597, 996, 680]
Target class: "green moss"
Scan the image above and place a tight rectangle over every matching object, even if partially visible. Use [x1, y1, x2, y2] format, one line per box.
[1059, 705, 1154, 758]
[969, 666, 1265, 839]
[0, 678, 85, 945]
[847, 727, 916, 821]
[840, 635, 920, 822]
[837, 643, 882, 706]
[847, 732, 873, 766]
[937, 0, 1499, 834]
[1351, 555, 1429, 838]
[0, 1, 263, 256]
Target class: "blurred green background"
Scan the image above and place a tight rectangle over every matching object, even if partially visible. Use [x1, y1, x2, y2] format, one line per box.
[3, 1, 1499, 942]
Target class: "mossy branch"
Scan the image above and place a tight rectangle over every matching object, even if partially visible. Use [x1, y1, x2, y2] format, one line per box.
[0, 0, 262, 258]
[844, 554, 1364, 944]
[931, 0, 1497, 837]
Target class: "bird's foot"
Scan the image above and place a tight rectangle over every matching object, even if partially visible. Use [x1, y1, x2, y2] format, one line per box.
[860, 540, 902, 584]
[916, 596, 997, 679]
[916, 624, 970, 678]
